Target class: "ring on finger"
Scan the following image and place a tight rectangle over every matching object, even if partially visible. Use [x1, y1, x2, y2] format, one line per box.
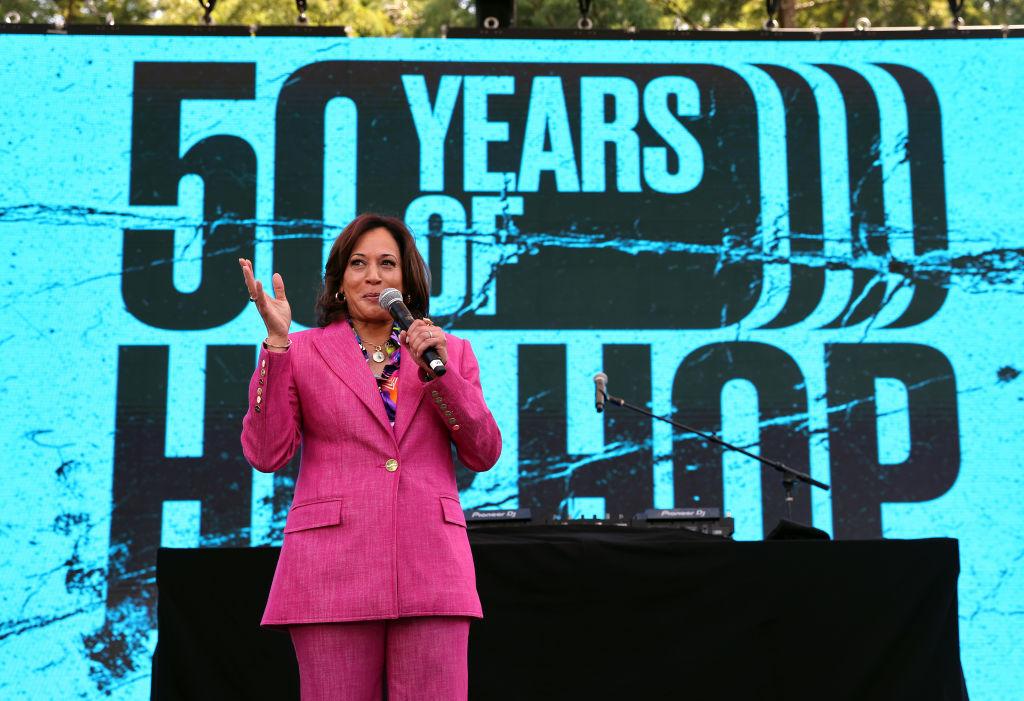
[249, 296, 256, 302]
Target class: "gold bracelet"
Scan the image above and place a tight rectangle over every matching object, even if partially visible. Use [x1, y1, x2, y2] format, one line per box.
[263, 337, 292, 349]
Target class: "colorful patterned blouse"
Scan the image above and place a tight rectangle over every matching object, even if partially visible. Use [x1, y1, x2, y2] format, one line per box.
[350, 322, 402, 425]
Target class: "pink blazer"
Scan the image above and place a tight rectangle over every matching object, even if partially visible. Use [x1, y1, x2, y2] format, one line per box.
[240, 321, 501, 627]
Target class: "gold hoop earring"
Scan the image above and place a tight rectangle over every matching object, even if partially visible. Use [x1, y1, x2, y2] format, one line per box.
[335, 291, 345, 303]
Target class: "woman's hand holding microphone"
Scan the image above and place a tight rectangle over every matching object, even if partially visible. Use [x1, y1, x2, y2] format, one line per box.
[400, 318, 448, 376]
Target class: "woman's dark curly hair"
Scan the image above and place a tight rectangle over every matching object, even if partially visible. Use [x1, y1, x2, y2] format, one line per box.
[315, 213, 431, 328]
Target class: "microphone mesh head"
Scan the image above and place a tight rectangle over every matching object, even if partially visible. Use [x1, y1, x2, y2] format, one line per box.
[378, 288, 403, 310]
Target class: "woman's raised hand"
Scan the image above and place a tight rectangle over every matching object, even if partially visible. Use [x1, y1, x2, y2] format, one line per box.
[239, 258, 292, 347]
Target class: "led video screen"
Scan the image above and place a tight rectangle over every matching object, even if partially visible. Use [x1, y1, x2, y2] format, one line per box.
[1, 31, 1021, 700]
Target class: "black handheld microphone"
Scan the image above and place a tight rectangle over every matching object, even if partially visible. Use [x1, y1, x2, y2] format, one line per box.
[379, 288, 447, 377]
[594, 372, 608, 413]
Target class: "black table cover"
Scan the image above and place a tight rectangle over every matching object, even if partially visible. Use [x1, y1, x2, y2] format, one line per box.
[152, 527, 967, 701]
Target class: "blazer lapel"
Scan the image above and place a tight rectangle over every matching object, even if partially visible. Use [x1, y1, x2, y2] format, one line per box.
[393, 344, 427, 444]
[312, 321, 393, 436]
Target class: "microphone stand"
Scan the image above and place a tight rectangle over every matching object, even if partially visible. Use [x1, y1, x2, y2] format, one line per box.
[600, 391, 830, 523]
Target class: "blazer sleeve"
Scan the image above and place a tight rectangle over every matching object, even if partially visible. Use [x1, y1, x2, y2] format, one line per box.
[423, 337, 501, 472]
[240, 344, 302, 473]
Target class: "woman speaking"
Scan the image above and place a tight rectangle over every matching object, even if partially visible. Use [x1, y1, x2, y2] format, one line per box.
[239, 213, 502, 701]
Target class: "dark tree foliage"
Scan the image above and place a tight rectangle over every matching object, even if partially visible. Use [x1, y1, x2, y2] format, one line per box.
[4, 0, 1022, 35]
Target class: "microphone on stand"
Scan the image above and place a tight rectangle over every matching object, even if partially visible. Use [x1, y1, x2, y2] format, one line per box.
[594, 372, 608, 413]
[378, 288, 447, 376]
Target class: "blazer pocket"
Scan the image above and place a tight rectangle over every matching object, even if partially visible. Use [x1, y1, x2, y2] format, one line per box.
[284, 499, 343, 534]
[440, 496, 466, 528]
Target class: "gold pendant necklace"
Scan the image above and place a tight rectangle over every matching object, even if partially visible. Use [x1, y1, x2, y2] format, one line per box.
[359, 342, 386, 363]
[364, 338, 398, 363]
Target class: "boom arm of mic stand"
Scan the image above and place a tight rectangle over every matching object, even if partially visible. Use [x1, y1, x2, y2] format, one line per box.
[602, 393, 830, 493]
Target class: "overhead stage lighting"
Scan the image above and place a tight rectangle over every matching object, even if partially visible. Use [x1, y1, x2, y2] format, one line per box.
[476, 0, 515, 29]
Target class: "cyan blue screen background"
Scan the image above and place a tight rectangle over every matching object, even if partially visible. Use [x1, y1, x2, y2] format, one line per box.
[0, 33, 1022, 699]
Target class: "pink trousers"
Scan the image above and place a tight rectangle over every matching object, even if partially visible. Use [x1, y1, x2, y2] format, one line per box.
[289, 617, 470, 701]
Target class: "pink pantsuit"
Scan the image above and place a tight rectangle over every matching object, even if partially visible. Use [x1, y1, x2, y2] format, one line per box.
[289, 618, 470, 700]
[240, 320, 501, 696]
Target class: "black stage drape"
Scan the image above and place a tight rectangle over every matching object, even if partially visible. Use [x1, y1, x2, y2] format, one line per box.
[152, 527, 967, 701]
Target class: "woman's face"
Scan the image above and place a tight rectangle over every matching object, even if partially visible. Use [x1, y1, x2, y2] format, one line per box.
[341, 227, 403, 324]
